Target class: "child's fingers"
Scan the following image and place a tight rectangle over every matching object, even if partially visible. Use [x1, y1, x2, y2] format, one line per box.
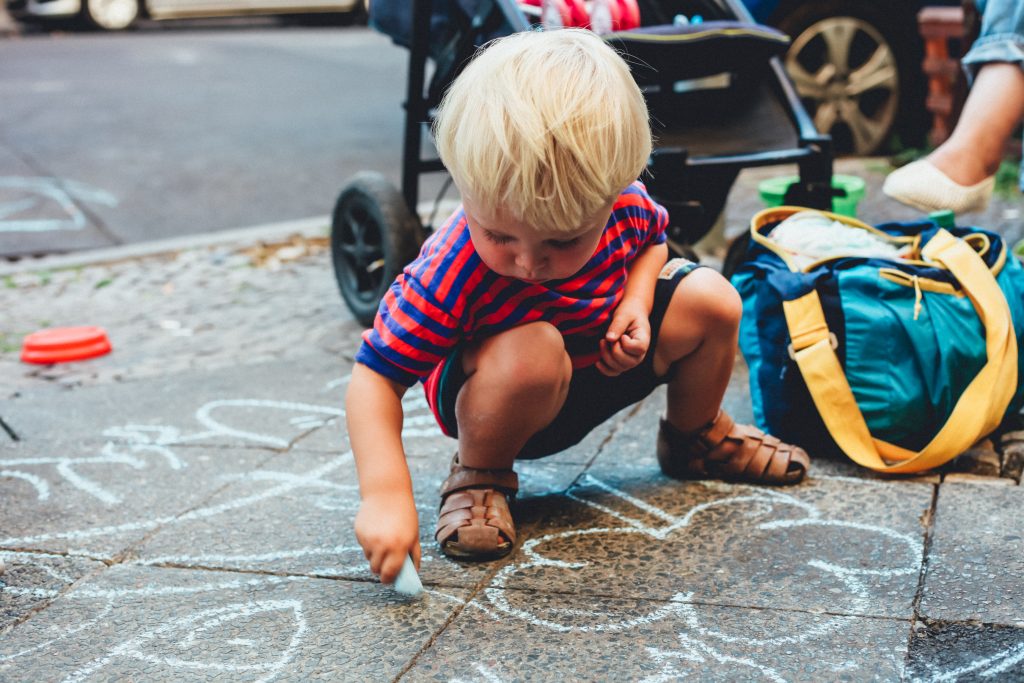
[619, 333, 648, 356]
[412, 541, 422, 572]
[379, 550, 406, 586]
[599, 340, 625, 374]
[367, 548, 383, 578]
[605, 316, 628, 342]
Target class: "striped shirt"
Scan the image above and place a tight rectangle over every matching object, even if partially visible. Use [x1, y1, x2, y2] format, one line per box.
[356, 182, 669, 386]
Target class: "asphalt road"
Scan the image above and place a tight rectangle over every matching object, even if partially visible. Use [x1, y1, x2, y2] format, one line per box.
[0, 22, 450, 259]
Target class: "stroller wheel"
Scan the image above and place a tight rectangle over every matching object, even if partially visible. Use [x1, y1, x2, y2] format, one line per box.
[331, 173, 424, 327]
[721, 232, 752, 281]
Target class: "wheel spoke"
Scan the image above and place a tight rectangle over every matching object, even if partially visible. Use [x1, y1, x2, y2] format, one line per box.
[785, 58, 831, 100]
[846, 45, 898, 96]
[821, 21, 856, 77]
[813, 101, 839, 136]
[838, 99, 889, 153]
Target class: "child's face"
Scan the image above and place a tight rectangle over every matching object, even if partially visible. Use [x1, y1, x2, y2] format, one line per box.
[462, 199, 610, 283]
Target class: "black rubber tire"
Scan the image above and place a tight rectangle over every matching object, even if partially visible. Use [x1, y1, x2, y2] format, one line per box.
[773, 0, 926, 154]
[721, 232, 752, 282]
[331, 173, 424, 327]
[80, 0, 140, 30]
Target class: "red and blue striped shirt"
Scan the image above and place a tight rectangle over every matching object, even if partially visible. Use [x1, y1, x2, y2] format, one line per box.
[356, 181, 669, 386]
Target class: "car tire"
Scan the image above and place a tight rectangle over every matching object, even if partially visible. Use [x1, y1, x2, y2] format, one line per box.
[773, 0, 926, 154]
[331, 173, 424, 327]
[81, 0, 140, 30]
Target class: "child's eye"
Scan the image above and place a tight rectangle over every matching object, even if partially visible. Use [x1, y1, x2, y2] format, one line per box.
[485, 231, 514, 245]
[548, 237, 581, 250]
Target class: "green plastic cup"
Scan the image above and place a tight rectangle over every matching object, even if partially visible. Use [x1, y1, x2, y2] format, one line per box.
[758, 174, 866, 217]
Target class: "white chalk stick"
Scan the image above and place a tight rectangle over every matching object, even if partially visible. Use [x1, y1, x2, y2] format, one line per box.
[393, 555, 422, 597]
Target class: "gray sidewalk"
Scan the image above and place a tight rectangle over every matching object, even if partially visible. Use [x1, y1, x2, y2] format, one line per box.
[1, 158, 1023, 682]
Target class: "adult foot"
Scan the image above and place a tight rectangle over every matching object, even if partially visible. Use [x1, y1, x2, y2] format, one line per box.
[883, 158, 995, 214]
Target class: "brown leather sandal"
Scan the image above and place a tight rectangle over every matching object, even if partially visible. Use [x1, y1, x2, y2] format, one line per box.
[657, 411, 809, 485]
[435, 455, 519, 560]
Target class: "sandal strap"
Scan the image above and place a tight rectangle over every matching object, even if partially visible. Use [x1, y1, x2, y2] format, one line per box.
[435, 454, 519, 557]
[440, 456, 519, 498]
[435, 489, 516, 549]
[658, 413, 809, 485]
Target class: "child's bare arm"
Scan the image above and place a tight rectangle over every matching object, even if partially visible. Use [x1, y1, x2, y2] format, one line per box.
[599, 242, 669, 376]
[346, 362, 421, 585]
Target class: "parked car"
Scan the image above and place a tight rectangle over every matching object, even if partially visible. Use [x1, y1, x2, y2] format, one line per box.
[741, 0, 960, 154]
[6, 0, 363, 32]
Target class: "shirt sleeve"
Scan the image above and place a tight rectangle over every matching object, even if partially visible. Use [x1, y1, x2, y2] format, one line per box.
[355, 269, 462, 386]
[629, 181, 669, 247]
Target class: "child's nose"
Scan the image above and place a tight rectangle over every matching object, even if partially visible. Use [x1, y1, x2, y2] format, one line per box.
[515, 250, 544, 272]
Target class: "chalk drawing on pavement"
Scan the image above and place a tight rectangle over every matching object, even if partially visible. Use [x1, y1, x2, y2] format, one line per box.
[428, 475, 1024, 682]
[0, 374, 441, 506]
[0, 177, 117, 233]
[1, 382, 1020, 682]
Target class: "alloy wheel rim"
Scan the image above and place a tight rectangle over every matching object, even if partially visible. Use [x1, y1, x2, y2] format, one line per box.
[785, 17, 899, 154]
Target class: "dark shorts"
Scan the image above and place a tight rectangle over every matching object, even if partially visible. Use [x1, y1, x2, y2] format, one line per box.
[425, 258, 704, 459]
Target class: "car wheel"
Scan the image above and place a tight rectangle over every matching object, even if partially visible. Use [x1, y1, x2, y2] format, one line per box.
[82, 0, 140, 30]
[776, 0, 922, 155]
[331, 173, 424, 327]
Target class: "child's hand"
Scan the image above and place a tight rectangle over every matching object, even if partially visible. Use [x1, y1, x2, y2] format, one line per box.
[354, 492, 422, 586]
[597, 304, 650, 377]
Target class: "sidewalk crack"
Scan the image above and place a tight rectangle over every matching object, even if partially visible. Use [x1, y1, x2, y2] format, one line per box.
[903, 482, 940, 679]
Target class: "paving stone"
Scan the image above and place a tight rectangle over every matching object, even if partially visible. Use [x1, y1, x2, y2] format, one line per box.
[0, 439, 276, 557]
[943, 473, 1016, 485]
[133, 449, 583, 589]
[905, 620, 1024, 681]
[809, 454, 941, 484]
[1, 248, 362, 395]
[498, 457, 930, 618]
[943, 439, 1003, 479]
[920, 482, 1024, 625]
[405, 589, 909, 682]
[1002, 440, 1024, 482]
[1, 552, 106, 629]
[0, 564, 469, 681]
[3, 353, 353, 449]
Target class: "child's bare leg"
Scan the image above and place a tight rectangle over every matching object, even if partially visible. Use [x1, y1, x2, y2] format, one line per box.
[653, 268, 808, 484]
[929, 62, 1024, 185]
[652, 269, 742, 432]
[456, 321, 572, 469]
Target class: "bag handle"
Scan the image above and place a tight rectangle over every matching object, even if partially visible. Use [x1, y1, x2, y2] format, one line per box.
[781, 229, 1018, 473]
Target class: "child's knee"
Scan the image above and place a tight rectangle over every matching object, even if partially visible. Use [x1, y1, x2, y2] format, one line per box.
[474, 322, 570, 393]
[671, 269, 742, 334]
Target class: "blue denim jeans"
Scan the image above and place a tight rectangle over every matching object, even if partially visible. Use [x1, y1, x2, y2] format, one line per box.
[960, 0, 1024, 189]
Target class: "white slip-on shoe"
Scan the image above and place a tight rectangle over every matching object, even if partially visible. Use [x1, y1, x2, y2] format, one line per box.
[883, 159, 995, 214]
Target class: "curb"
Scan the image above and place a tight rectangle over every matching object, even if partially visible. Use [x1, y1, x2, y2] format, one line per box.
[0, 215, 330, 276]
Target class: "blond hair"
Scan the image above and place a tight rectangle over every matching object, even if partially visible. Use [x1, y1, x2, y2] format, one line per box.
[433, 28, 651, 233]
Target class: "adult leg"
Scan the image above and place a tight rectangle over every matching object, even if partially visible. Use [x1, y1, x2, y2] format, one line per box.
[652, 269, 809, 484]
[885, 0, 1024, 211]
[928, 62, 1024, 186]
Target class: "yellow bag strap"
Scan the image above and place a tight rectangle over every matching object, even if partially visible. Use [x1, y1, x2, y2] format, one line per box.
[781, 229, 1018, 473]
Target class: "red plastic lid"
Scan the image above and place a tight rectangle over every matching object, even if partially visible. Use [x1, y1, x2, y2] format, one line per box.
[21, 326, 112, 364]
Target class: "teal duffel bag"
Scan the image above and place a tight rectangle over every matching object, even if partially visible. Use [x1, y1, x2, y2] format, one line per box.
[730, 207, 1024, 473]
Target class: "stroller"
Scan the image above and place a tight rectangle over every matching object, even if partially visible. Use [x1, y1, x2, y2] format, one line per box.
[330, 0, 835, 326]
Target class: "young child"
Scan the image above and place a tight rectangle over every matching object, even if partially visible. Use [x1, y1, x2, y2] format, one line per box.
[346, 28, 809, 585]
